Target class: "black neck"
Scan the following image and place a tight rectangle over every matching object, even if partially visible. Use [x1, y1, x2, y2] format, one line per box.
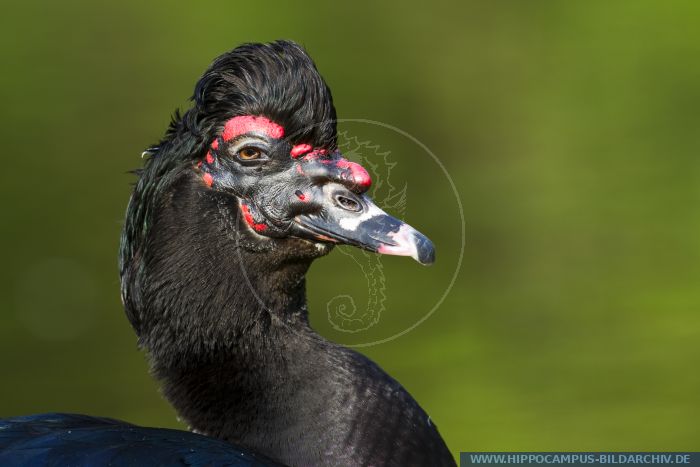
[127, 172, 455, 466]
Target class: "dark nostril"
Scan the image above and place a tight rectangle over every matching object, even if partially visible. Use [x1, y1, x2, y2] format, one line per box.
[334, 193, 362, 212]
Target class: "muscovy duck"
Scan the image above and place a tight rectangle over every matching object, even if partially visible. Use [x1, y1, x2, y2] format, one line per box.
[0, 40, 456, 467]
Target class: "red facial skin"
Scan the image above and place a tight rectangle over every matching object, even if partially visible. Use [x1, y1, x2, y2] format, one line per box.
[222, 116, 285, 140]
[296, 149, 373, 190]
[200, 116, 285, 190]
[198, 115, 374, 232]
[290, 143, 313, 158]
[206, 116, 372, 191]
[335, 159, 372, 189]
[240, 202, 268, 232]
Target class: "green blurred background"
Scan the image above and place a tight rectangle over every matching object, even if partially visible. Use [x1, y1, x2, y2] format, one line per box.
[1, 0, 698, 458]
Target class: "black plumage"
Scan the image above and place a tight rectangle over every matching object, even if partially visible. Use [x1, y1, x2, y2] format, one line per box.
[1, 40, 455, 467]
[0, 414, 284, 466]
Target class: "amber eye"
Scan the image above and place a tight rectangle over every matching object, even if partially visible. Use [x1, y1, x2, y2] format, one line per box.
[237, 147, 262, 160]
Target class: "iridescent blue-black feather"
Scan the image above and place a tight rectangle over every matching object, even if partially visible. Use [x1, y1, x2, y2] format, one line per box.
[0, 413, 285, 467]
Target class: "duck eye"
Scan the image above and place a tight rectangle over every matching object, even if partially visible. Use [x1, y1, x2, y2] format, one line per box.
[237, 147, 263, 160]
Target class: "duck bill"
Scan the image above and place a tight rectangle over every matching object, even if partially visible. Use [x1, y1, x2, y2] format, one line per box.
[293, 195, 435, 266]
